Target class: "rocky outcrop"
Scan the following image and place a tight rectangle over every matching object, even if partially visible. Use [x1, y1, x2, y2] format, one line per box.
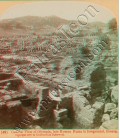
[102, 114, 110, 122]
[100, 119, 118, 129]
[111, 85, 118, 104]
[110, 108, 118, 119]
[99, 102, 118, 129]
[53, 109, 71, 129]
[73, 91, 104, 129]
[104, 103, 116, 114]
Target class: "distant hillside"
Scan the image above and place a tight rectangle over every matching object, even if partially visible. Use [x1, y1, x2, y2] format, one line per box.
[0, 16, 70, 30]
[0, 16, 106, 36]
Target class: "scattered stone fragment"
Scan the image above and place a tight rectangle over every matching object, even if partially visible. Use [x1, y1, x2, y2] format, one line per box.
[85, 105, 91, 110]
[111, 85, 118, 104]
[104, 103, 116, 114]
[75, 106, 104, 129]
[1, 95, 12, 101]
[11, 93, 27, 100]
[73, 93, 89, 111]
[110, 108, 118, 119]
[92, 102, 104, 110]
[102, 114, 110, 122]
[32, 125, 42, 129]
[101, 119, 118, 129]
[99, 126, 106, 130]
[54, 109, 68, 117]
[6, 100, 21, 109]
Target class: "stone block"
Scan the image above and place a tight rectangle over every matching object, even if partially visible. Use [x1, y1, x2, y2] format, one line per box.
[104, 103, 116, 114]
[92, 102, 104, 111]
[56, 115, 68, 122]
[110, 108, 118, 119]
[102, 114, 110, 122]
[53, 109, 68, 118]
[6, 100, 21, 109]
[73, 93, 89, 112]
[11, 93, 27, 100]
[101, 119, 118, 129]
[38, 86, 49, 99]
[111, 85, 118, 104]
[75, 105, 104, 129]
[1, 95, 12, 102]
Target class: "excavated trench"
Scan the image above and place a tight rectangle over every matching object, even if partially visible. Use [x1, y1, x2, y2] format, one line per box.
[0, 61, 118, 129]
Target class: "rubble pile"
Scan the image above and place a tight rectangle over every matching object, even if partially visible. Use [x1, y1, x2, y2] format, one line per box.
[0, 16, 118, 129]
[99, 85, 118, 129]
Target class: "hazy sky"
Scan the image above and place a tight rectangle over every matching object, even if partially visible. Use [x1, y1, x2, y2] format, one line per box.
[0, 1, 114, 23]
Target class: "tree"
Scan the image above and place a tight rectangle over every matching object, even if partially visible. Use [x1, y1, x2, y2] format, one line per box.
[108, 18, 117, 31]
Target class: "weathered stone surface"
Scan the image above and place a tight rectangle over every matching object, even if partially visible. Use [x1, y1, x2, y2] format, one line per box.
[106, 76, 117, 87]
[102, 114, 110, 122]
[31, 125, 42, 129]
[99, 126, 106, 130]
[60, 56, 74, 74]
[11, 93, 27, 100]
[1, 95, 12, 101]
[92, 102, 104, 110]
[40, 87, 49, 99]
[56, 115, 68, 122]
[28, 112, 41, 122]
[75, 105, 104, 129]
[95, 97, 104, 102]
[6, 100, 21, 109]
[38, 100, 57, 117]
[73, 93, 89, 111]
[110, 108, 118, 119]
[79, 90, 91, 100]
[104, 103, 116, 114]
[54, 109, 67, 117]
[85, 105, 91, 110]
[75, 108, 94, 129]
[101, 119, 118, 129]
[73, 92, 104, 129]
[111, 85, 118, 104]
[59, 93, 73, 120]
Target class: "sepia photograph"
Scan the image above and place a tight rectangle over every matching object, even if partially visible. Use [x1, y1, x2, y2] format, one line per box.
[0, 1, 118, 132]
